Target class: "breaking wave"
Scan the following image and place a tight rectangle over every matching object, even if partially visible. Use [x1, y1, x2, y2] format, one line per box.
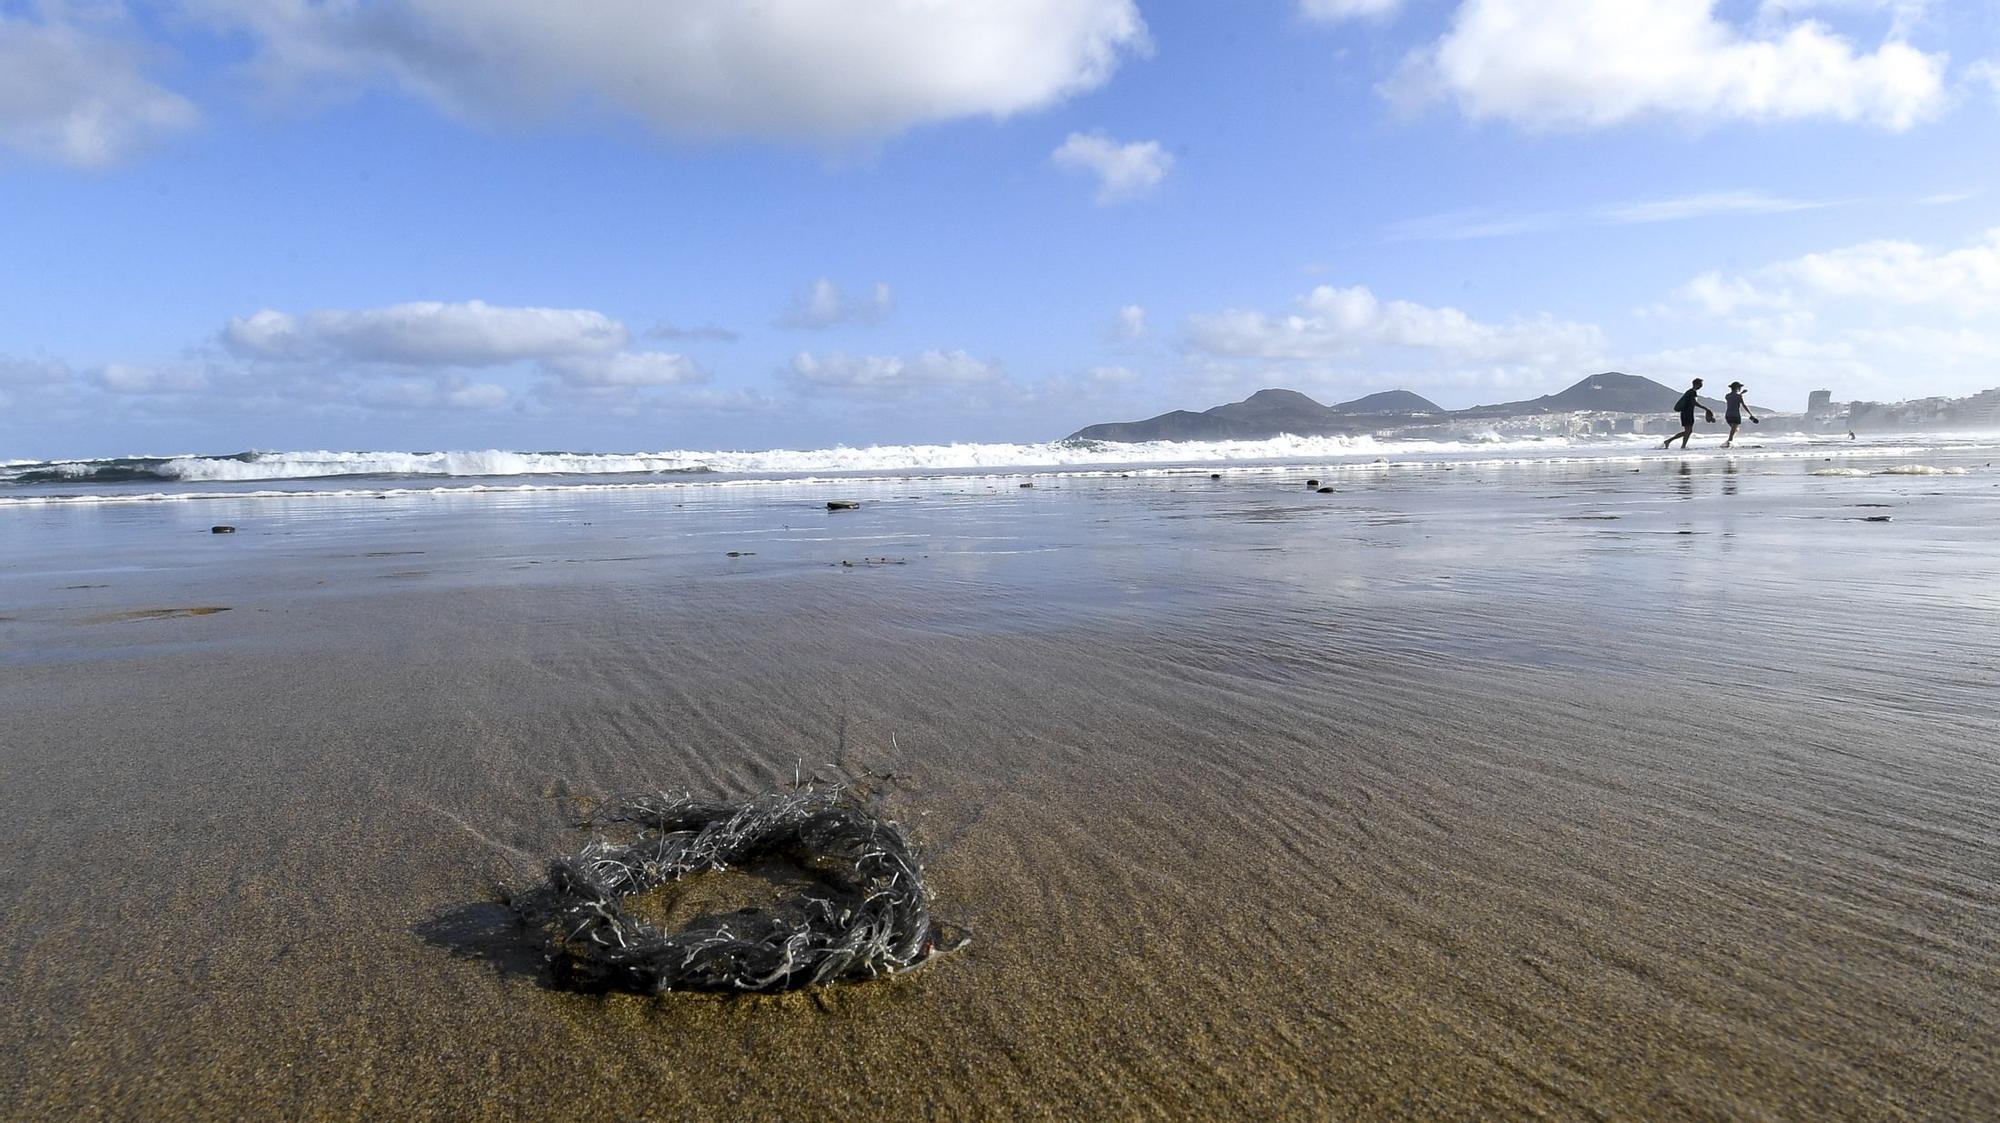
[3, 434, 1567, 487]
[2, 431, 1986, 505]
[0, 450, 718, 485]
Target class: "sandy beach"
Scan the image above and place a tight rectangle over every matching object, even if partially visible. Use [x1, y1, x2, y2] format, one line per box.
[3, 451, 1997, 1119]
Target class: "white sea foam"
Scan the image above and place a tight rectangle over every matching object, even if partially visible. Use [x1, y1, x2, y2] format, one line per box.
[157, 449, 703, 481]
[0, 483, 698, 506]
[17, 431, 1873, 486]
[1879, 464, 1968, 476]
[99, 434, 1573, 483]
[3, 430, 1992, 507]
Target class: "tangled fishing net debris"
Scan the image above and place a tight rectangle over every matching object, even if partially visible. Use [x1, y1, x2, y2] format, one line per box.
[513, 786, 966, 994]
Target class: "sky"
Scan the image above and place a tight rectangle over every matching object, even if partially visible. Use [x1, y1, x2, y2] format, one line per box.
[2, 0, 1998, 459]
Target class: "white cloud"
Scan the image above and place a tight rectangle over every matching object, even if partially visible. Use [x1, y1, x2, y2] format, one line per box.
[0, 6, 198, 168]
[219, 300, 719, 415]
[543, 351, 707, 387]
[788, 349, 1001, 395]
[1052, 132, 1173, 204]
[1089, 364, 1140, 384]
[1179, 285, 1609, 404]
[777, 279, 893, 330]
[1600, 190, 1835, 225]
[1391, 0, 1947, 131]
[1300, 0, 1406, 21]
[1678, 228, 2000, 318]
[1112, 304, 1149, 340]
[223, 300, 629, 365]
[1389, 189, 1839, 241]
[94, 363, 209, 394]
[197, 0, 1149, 141]
[6, 336, 734, 426]
[1188, 284, 1605, 368]
[1657, 228, 2000, 402]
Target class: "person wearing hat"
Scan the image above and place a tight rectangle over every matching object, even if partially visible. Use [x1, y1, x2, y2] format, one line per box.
[1662, 378, 1715, 450]
[1721, 381, 1759, 448]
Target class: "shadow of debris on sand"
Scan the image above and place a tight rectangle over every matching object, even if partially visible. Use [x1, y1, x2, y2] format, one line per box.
[412, 900, 558, 988]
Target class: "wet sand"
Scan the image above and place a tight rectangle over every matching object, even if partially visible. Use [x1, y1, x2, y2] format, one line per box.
[2, 456, 1997, 1119]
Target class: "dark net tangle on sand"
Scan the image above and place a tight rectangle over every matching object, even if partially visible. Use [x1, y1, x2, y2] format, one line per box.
[513, 786, 965, 994]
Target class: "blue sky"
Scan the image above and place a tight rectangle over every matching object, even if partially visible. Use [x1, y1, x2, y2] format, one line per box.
[3, 0, 1998, 458]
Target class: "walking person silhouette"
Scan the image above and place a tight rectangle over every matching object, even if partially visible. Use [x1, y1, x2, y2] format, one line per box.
[1662, 378, 1715, 450]
[1721, 381, 1760, 448]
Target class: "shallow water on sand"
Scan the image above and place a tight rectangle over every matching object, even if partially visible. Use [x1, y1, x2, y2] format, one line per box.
[2, 453, 1997, 1119]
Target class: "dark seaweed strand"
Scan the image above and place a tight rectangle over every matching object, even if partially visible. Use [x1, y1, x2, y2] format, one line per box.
[515, 787, 966, 994]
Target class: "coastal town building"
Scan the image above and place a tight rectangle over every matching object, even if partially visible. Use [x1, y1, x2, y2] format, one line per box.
[1798, 387, 2000, 432]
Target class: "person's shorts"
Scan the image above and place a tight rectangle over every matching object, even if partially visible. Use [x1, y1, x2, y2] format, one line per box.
[1679, 409, 1696, 427]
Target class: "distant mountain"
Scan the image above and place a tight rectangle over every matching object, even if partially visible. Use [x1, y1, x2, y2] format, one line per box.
[1457, 372, 1724, 417]
[1067, 387, 1441, 442]
[1335, 390, 1441, 413]
[1065, 374, 1746, 443]
[1069, 389, 1334, 442]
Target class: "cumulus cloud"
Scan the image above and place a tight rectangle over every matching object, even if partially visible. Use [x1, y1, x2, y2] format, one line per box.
[1052, 132, 1173, 204]
[197, 0, 1149, 141]
[1300, 0, 1406, 20]
[5, 288, 836, 434]
[210, 298, 728, 413]
[223, 300, 629, 365]
[0, 6, 198, 168]
[1657, 228, 2000, 402]
[1678, 228, 2000, 319]
[776, 279, 894, 330]
[1189, 284, 1605, 366]
[1180, 284, 1608, 401]
[788, 349, 1001, 395]
[1390, 0, 1947, 131]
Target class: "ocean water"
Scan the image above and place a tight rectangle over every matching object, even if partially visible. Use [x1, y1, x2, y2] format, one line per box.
[4, 429, 1995, 506]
